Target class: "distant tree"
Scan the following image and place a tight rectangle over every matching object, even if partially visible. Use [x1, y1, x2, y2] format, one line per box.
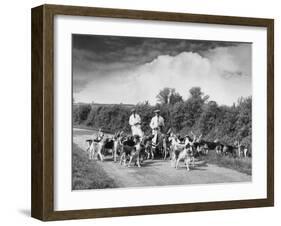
[73, 104, 91, 124]
[156, 87, 183, 105]
[156, 88, 170, 104]
[170, 101, 186, 131]
[189, 87, 203, 98]
[215, 105, 239, 144]
[236, 97, 252, 146]
[197, 101, 219, 136]
[189, 87, 209, 102]
[170, 92, 183, 105]
[182, 87, 209, 129]
[136, 102, 154, 134]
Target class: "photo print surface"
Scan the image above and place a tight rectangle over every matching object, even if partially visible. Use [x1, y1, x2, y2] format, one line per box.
[72, 34, 252, 190]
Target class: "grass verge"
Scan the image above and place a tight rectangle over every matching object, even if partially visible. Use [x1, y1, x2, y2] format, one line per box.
[199, 150, 252, 175]
[72, 143, 117, 190]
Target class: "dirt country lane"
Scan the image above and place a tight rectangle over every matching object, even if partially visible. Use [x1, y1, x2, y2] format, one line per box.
[73, 128, 251, 188]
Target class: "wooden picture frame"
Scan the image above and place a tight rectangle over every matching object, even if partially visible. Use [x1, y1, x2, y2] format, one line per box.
[31, 4, 274, 221]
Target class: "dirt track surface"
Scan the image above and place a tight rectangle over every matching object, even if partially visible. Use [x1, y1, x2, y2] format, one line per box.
[73, 128, 251, 188]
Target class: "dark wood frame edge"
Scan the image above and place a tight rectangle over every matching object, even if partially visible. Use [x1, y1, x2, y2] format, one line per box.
[32, 5, 44, 220]
[31, 4, 274, 221]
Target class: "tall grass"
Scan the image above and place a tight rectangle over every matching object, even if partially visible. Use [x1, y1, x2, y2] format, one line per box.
[72, 144, 117, 190]
[200, 150, 252, 175]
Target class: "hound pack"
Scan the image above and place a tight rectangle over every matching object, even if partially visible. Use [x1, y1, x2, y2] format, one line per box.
[86, 129, 250, 171]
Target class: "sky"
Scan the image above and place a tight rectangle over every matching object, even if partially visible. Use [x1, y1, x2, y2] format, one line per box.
[72, 34, 252, 106]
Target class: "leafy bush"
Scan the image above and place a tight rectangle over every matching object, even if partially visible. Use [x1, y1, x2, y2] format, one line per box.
[73, 87, 252, 148]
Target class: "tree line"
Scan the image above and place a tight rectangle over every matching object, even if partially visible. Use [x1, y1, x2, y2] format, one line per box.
[73, 87, 252, 148]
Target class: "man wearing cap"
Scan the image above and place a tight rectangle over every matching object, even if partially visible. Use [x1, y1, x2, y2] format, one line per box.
[150, 109, 165, 144]
[129, 109, 143, 138]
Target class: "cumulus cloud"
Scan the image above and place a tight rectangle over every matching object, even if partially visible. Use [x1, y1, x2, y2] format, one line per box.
[72, 34, 240, 93]
[74, 44, 251, 106]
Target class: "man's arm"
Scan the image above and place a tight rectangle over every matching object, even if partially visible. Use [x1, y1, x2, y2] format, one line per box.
[150, 117, 154, 129]
[135, 114, 141, 125]
[161, 117, 165, 127]
[129, 115, 134, 126]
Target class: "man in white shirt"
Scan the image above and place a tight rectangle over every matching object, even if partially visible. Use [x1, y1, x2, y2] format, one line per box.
[129, 109, 143, 138]
[150, 109, 165, 144]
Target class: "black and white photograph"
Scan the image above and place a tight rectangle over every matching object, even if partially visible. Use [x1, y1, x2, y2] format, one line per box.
[72, 34, 252, 190]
